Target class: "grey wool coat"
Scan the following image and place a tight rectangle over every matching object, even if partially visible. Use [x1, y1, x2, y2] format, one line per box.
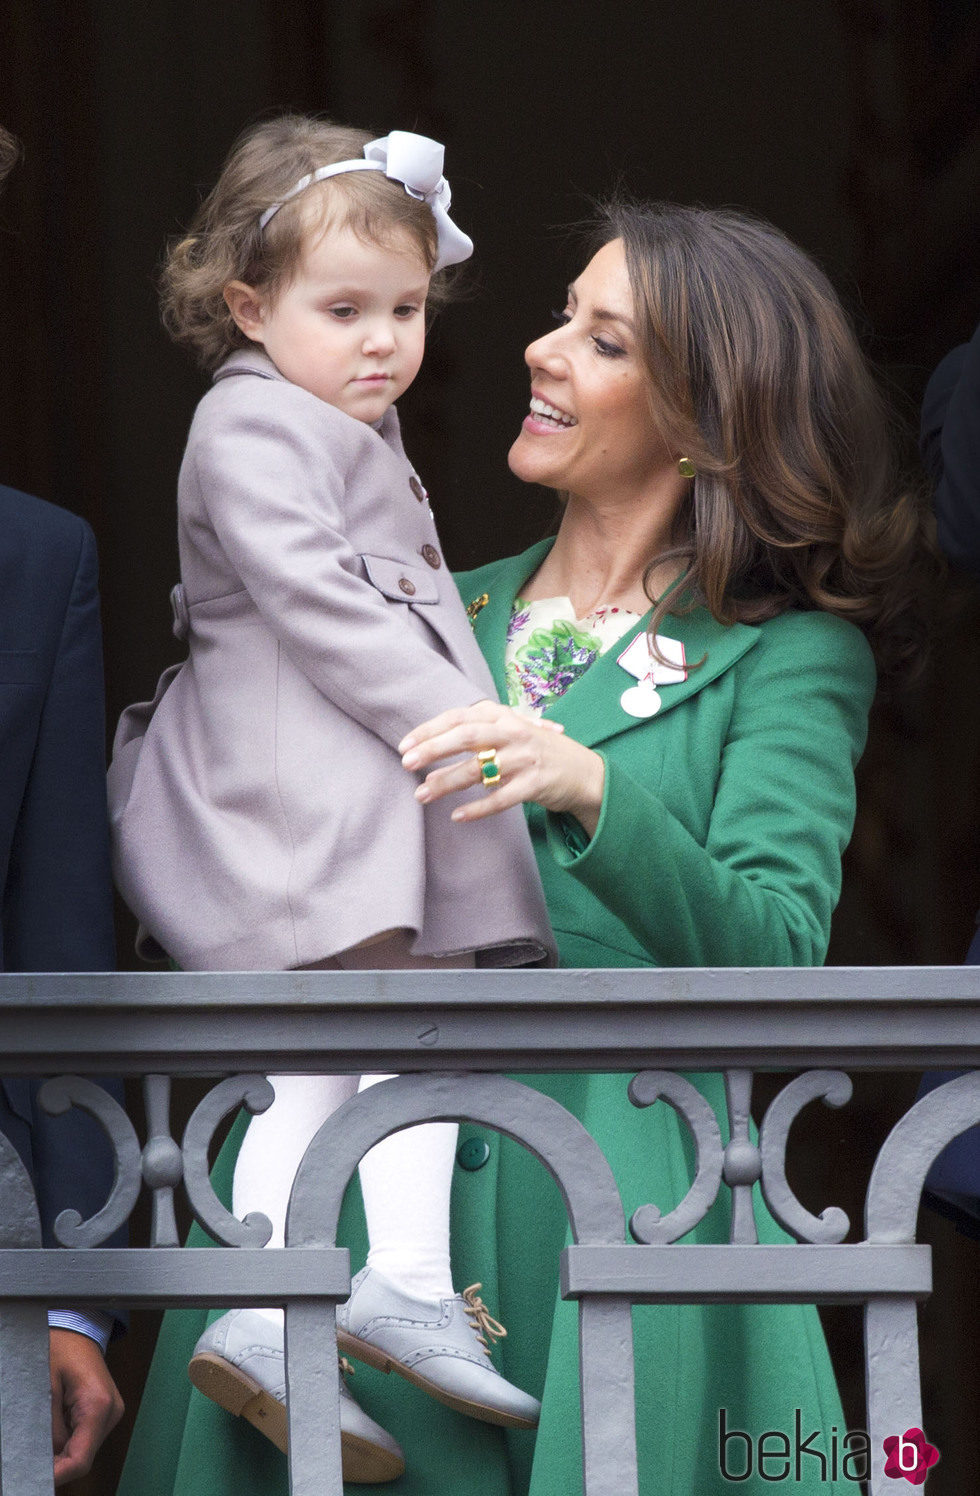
[109, 349, 554, 971]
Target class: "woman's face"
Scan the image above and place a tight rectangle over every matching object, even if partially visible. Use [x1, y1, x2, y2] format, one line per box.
[508, 238, 676, 508]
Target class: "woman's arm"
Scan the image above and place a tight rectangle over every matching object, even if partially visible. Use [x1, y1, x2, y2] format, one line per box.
[402, 611, 875, 967]
[560, 615, 873, 966]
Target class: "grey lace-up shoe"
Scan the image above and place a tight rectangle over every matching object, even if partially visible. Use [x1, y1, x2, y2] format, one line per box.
[188, 1308, 405, 1483]
[336, 1267, 541, 1428]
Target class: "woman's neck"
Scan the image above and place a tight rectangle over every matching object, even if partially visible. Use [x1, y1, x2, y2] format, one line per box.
[522, 496, 684, 617]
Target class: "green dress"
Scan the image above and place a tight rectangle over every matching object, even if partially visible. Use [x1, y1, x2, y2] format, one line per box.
[117, 541, 875, 1495]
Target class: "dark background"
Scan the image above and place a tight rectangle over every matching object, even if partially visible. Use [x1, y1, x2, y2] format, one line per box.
[2, 1, 979, 1490]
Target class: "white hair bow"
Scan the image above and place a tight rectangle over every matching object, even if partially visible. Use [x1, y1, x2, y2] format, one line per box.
[259, 130, 473, 272]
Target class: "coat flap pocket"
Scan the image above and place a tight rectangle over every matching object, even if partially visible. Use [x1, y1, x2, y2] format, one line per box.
[360, 554, 439, 605]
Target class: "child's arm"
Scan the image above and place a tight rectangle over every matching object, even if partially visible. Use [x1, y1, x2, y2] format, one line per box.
[188, 385, 491, 746]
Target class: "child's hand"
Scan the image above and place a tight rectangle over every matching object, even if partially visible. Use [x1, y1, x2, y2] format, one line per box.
[399, 703, 604, 838]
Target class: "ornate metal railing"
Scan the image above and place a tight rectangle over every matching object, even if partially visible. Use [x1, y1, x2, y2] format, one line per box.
[1, 966, 977, 1496]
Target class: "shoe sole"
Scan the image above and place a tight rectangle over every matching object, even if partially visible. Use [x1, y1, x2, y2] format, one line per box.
[335, 1329, 539, 1430]
[188, 1350, 406, 1484]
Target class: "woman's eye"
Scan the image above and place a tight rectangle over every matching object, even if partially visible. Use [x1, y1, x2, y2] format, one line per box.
[551, 308, 572, 327]
[592, 335, 625, 358]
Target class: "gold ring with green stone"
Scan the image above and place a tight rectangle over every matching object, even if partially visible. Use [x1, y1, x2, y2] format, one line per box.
[477, 749, 501, 787]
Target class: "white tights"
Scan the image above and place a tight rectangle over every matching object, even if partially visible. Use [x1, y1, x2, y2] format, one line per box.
[232, 935, 469, 1326]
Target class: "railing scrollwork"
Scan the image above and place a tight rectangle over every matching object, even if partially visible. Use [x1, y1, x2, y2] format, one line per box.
[181, 1074, 275, 1247]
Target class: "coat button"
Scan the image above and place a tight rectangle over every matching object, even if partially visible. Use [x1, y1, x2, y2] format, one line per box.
[421, 544, 441, 569]
[398, 577, 417, 596]
[409, 476, 427, 503]
[457, 1137, 490, 1171]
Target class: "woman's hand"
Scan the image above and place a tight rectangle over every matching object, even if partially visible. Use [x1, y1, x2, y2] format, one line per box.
[399, 702, 605, 838]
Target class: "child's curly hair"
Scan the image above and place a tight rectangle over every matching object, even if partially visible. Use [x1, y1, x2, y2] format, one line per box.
[161, 115, 449, 371]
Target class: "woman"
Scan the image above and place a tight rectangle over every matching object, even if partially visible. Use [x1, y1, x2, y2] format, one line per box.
[118, 204, 927, 1495]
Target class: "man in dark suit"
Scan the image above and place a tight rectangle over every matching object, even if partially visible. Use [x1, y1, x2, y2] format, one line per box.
[0, 123, 124, 1484]
[916, 321, 980, 1234]
[922, 319, 980, 590]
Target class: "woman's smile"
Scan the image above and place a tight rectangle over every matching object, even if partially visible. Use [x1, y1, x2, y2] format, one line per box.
[525, 394, 578, 431]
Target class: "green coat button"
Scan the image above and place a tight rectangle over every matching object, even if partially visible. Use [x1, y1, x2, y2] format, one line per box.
[457, 1137, 490, 1171]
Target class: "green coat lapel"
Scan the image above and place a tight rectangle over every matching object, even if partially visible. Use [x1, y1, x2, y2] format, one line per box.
[544, 605, 760, 750]
[465, 540, 762, 751]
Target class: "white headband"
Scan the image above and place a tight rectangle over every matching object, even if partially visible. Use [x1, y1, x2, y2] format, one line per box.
[258, 130, 473, 272]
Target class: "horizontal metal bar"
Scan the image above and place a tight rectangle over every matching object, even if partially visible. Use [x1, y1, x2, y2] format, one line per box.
[560, 1244, 932, 1304]
[7, 966, 980, 1004]
[0, 1241, 930, 1310]
[0, 1248, 350, 1307]
[0, 968, 978, 1072]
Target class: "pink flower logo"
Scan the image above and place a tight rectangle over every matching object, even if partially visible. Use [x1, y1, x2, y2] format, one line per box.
[883, 1428, 939, 1484]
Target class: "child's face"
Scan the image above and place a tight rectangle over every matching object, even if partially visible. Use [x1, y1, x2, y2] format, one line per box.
[229, 220, 430, 423]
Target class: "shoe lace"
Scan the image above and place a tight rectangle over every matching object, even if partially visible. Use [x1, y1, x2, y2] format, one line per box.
[339, 1356, 355, 1379]
[462, 1283, 507, 1357]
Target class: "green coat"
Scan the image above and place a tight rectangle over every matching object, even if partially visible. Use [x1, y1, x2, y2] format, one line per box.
[117, 540, 876, 1496]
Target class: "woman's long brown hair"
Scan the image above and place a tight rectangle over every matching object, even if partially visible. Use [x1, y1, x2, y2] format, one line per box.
[592, 202, 935, 680]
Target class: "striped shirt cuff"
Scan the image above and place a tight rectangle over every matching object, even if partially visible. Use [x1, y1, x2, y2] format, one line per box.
[47, 1310, 114, 1354]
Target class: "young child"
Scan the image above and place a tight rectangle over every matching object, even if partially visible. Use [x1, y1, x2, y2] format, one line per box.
[108, 116, 553, 1483]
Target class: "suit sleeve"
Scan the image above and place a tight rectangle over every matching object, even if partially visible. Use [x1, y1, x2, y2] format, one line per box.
[3, 520, 115, 970]
[545, 614, 875, 967]
[192, 396, 490, 745]
[2, 518, 123, 1258]
[922, 322, 980, 573]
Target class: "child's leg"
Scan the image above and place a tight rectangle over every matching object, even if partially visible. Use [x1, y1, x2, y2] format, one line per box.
[335, 934, 474, 1302]
[199, 1033, 408, 1470]
[327, 938, 541, 1427]
[356, 1072, 456, 1300]
[232, 1071, 359, 1327]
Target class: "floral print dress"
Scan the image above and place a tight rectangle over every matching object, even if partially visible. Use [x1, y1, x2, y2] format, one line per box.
[504, 596, 641, 715]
